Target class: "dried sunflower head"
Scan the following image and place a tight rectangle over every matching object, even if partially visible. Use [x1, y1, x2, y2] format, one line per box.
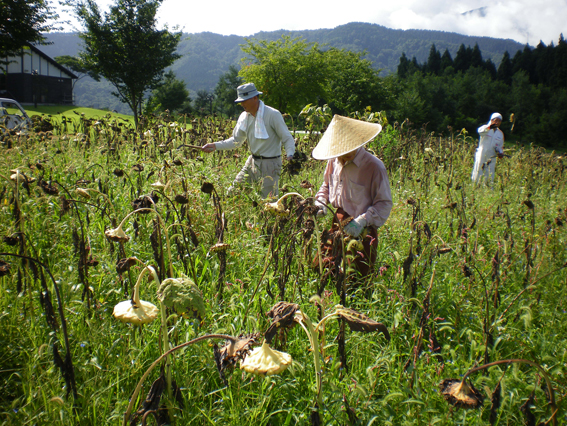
[214, 333, 260, 379]
[522, 199, 535, 210]
[75, 188, 91, 199]
[150, 181, 166, 191]
[116, 257, 138, 274]
[132, 193, 158, 211]
[105, 225, 130, 243]
[3, 234, 19, 246]
[0, 260, 10, 277]
[201, 182, 214, 194]
[264, 199, 289, 216]
[240, 340, 292, 376]
[174, 194, 188, 204]
[113, 299, 158, 325]
[113, 266, 159, 326]
[439, 378, 484, 409]
[39, 179, 58, 196]
[10, 170, 24, 183]
[264, 192, 304, 216]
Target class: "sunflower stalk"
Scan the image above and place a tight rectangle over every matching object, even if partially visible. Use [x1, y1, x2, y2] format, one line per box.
[122, 334, 238, 426]
[294, 309, 323, 421]
[144, 265, 175, 414]
[115, 207, 174, 277]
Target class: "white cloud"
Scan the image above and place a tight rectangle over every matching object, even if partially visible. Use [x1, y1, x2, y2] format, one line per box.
[54, 0, 566, 46]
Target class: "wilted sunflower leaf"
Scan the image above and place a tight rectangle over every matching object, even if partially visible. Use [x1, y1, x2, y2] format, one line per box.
[334, 306, 390, 340]
[157, 276, 206, 318]
[130, 373, 170, 426]
[264, 301, 299, 343]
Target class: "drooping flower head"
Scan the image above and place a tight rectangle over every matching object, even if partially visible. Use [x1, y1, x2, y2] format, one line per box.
[105, 225, 130, 243]
[240, 340, 292, 375]
[113, 266, 159, 325]
[157, 275, 206, 319]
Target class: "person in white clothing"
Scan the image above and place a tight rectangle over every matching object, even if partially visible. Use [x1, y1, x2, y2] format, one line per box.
[202, 83, 295, 198]
[471, 112, 505, 184]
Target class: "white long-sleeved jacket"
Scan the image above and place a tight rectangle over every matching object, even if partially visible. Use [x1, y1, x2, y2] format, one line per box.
[471, 124, 504, 183]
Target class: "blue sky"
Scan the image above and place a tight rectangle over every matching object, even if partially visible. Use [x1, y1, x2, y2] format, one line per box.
[55, 0, 566, 46]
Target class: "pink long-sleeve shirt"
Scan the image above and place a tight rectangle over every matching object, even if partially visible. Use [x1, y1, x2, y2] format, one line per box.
[315, 148, 393, 228]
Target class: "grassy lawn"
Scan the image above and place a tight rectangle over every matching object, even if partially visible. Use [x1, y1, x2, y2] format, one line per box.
[22, 104, 134, 123]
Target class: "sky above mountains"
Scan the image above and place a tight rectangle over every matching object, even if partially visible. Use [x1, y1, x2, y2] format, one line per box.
[56, 0, 565, 46]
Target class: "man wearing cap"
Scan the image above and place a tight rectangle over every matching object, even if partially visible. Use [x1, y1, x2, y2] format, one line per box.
[471, 112, 505, 185]
[201, 83, 295, 198]
[313, 115, 393, 277]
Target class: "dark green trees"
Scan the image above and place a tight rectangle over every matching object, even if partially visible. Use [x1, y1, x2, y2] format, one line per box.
[74, 0, 181, 127]
[147, 70, 191, 114]
[395, 37, 567, 149]
[1, 0, 58, 69]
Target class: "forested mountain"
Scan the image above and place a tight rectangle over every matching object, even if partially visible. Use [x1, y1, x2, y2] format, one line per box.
[40, 23, 526, 113]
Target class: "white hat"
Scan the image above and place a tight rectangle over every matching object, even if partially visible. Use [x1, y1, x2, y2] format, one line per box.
[490, 112, 503, 121]
[234, 83, 262, 103]
[312, 115, 382, 160]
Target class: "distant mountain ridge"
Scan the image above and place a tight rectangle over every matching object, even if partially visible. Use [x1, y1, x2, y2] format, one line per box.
[41, 22, 526, 113]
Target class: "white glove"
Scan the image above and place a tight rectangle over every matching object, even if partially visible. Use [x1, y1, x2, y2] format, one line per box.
[314, 199, 327, 217]
[344, 216, 367, 237]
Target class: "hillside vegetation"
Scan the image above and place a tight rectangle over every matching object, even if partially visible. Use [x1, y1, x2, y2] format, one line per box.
[41, 23, 525, 111]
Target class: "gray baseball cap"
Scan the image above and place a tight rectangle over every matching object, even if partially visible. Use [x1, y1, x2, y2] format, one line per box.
[234, 83, 262, 103]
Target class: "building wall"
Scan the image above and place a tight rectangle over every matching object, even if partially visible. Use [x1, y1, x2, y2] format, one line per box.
[5, 74, 73, 104]
[2, 47, 75, 104]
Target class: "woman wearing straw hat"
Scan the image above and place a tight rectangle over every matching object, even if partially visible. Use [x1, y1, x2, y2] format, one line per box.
[471, 112, 505, 185]
[313, 115, 392, 277]
[201, 83, 295, 199]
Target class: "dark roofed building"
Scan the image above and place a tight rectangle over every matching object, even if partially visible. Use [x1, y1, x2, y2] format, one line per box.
[1, 44, 77, 105]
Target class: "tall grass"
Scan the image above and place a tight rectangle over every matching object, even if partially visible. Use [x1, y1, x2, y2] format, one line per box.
[0, 112, 566, 425]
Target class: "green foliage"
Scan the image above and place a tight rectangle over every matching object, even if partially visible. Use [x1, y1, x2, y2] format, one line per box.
[240, 36, 327, 115]
[394, 38, 567, 149]
[193, 89, 214, 115]
[323, 48, 392, 115]
[239, 36, 394, 117]
[213, 65, 243, 119]
[0, 0, 58, 69]
[40, 24, 525, 116]
[54, 55, 100, 91]
[74, 0, 181, 127]
[146, 70, 191, 114]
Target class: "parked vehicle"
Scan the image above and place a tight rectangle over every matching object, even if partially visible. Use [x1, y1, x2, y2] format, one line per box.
[0, 98, 32, 133]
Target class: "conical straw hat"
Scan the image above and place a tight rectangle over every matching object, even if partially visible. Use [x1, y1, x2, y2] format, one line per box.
[312, 115, 382, 160]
